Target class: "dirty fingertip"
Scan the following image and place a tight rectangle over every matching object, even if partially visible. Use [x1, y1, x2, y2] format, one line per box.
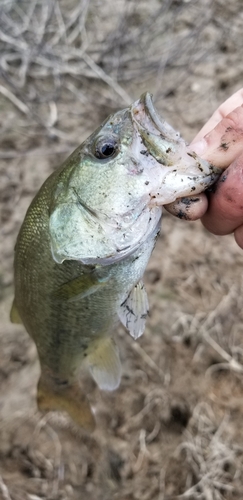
[190, 138, 207, 155]
[164, 194, 208, 221]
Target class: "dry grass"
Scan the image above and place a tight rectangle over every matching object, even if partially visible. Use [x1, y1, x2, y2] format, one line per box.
[0, 0, 218, 139]
[171, 279, 243, 377]
[175, 402, 243, 499]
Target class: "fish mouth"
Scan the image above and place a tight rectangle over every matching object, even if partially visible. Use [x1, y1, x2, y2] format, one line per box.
[143, 93, 171, 136]
[131, 92, 222, 205]
[131, 92, 180, 141]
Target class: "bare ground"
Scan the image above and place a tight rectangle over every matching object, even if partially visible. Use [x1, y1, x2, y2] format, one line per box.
[1, 1, 243, 499]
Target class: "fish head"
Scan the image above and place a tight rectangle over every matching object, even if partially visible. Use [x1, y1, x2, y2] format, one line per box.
[50, 93, 220, 265]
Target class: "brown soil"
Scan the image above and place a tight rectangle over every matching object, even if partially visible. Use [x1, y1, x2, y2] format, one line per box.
[1, 1, 243, 499]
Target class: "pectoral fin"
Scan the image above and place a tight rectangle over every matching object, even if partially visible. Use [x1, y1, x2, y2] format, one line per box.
[10, 299, 22, 324]
[118, 280, 149, 339]
[53, 274, 109, 302]
[87, 338, 121, 391]
[37, 374, 95, 431]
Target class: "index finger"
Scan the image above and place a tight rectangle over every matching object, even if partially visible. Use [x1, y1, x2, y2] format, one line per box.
[191, 88, 243, 144]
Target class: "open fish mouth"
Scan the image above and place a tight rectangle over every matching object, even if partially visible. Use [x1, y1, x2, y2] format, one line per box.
[130, 92, 222, 204]
[131, 92, 180, 141]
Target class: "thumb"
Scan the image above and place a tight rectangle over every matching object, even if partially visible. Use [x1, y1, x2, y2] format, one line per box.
[191, 104, 243, 169]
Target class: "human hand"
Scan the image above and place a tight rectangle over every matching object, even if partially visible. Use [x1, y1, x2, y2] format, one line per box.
[165, 88, 243, 249]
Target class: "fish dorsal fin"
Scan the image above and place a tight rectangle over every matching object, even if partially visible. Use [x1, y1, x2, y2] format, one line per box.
[10, 299, 22, 324]
[118, 280, 149, 340]
[87, 338, 121, 391]
[53, 274, 109, 302]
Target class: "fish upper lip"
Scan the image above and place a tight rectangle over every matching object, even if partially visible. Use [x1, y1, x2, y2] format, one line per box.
[131, 92, 180, 141]
[142, 92, 167, 135]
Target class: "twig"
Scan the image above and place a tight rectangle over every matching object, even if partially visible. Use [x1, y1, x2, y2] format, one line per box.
[81, 52, 132, 104]
[132, 429, 150, 473]
[130, 341, 164, 380]
[0, 146, 72, 159]
[46, 101, 58, 128]
[0, 83, 29, 114]
[31, 415, 63, 497]
[0, 475, 12, 500]
[204, 333, 243, 374]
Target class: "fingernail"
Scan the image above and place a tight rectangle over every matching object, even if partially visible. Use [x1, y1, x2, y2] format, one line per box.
[190, 138, 207, 155]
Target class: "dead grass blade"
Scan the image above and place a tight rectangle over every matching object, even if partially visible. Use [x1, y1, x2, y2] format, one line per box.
[175, 402, 243, 499]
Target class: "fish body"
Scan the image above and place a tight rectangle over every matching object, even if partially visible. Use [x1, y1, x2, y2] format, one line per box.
[11, 93, 220, 429]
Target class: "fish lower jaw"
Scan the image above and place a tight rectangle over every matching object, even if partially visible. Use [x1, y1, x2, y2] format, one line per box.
[148, 173, 219, 206]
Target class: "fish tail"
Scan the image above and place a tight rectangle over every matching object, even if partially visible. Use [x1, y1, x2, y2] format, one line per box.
[37, 373, 95, 431]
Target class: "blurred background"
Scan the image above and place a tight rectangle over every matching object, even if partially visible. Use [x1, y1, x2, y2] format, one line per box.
[1, 0, 243, 499]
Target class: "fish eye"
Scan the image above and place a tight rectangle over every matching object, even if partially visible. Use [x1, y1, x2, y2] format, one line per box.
[94, 136, 119, 160]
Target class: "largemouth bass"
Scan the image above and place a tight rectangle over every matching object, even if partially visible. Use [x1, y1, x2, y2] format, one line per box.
[11, 93, 220, 430]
